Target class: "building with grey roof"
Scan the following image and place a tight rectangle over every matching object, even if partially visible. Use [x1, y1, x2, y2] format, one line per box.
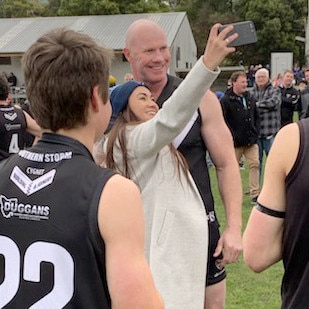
[0, 12, 197, 86]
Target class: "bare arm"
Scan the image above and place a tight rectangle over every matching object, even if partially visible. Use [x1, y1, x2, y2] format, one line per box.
[200, 90, 242, 267]
[243, 123, 299, 272]
[98, 174, 164, 309]
[24, 111, 41, 138]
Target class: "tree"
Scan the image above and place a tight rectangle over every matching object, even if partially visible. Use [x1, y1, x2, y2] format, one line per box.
[233, 0, 308, 66]
[57, 0, 168, 16]
[0, 0, 44, 17]
[171, 0, 238, 64]
[42, 0, 61, 16]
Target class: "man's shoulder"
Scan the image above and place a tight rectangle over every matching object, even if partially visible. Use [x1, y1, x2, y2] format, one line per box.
[164, 74, 183, 92]
[157, 74, 183, 106]
[266, 83, 280, 94]
[302, 86, 309, 95]
[220, 89, 233, 101]
[167, 74, 183, 86]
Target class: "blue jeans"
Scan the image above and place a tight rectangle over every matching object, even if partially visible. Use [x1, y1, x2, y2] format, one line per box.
[258, 135, 274, 182]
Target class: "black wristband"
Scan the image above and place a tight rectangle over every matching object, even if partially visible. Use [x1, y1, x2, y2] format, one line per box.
[255, 203, 285, 218]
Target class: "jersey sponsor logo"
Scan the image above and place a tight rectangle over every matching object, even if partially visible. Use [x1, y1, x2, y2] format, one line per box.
[4, 111, 17, 121]
[26, 167, 45, 176]
[19, 149, 73, 163]
[10, 166, 56, 196]
[5, 123, 22, 131]
[0, 194, 50, 220]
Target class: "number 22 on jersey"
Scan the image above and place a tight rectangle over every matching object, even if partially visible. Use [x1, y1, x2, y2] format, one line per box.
[0, 235, 74, 309]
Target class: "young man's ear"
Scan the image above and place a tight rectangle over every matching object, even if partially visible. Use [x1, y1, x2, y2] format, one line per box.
[90, 85, 101, 112]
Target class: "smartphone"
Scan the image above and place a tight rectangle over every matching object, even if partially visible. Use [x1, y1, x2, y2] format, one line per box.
[218, 21, 257, 47]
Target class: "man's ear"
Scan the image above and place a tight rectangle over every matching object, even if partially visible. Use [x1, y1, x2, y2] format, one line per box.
[90, 85, 101, 112]
[123, 48, 130, 61]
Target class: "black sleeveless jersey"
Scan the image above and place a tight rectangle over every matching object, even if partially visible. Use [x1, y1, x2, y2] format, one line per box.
[157, 75, 216, 220]
[0, 104, 27, 161]
[282, 118, 309, 308]
[0, 133, 116, 308]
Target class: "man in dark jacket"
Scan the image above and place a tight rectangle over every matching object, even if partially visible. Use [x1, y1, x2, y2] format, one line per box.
[279, 70, 300, 127]
[221, 71, 260, 204]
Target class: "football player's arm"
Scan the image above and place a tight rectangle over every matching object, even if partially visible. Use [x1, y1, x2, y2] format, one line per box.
[98, 174, 164, 309]
[243, 123, 299, 272]
[24, 111, 41, 138]
[200, 90, 242, 267]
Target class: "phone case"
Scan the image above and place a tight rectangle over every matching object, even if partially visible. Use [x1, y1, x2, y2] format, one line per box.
[218, 21, 258, 47]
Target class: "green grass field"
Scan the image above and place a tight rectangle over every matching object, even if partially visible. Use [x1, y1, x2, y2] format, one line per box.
[208, 164, 283, 309]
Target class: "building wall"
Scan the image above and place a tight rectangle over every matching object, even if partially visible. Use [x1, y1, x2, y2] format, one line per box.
[110, 53, 132, 85]
[170, 17, 197, 75]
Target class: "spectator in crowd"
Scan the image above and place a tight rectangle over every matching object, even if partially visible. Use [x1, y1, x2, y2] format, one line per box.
[0, 28, 164, 309]
[272, 73, 283, 88]
[123, 18, 243, 309]
[246, 64, 256, 87]
[249, 68, 281, 180]
[123, 72, 134, 81]
[8, 72, 17, 87]
[293, 63, 305, 83]
[298, 68, 309, 119]
[1, 71, 8, 81]
[279, 70, 300, 127]
[109, 75, 116, 87]
[0, 76, 40, 161]
[221, 71, 260, 204]
[297, 79, 307, 92]
[243, 119, 309, 308]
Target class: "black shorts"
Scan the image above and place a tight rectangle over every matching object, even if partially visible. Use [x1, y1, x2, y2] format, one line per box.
[206, 221, 227, 286]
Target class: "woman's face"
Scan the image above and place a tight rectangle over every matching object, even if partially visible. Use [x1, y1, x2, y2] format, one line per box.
[128, 86, 159, 121]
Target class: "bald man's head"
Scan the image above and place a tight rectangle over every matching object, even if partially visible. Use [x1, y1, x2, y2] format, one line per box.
[125, 19, 166, 48]
[123, 19, 170, 88]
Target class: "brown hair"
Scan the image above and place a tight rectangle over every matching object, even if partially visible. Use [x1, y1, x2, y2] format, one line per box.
[22, 28, 113, 131]
[230, 71, 247, 83]
[104, 108, 189, 182]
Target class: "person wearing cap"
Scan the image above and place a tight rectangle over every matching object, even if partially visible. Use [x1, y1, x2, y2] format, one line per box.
[95, 23, 238, 309]
[109, 75, 116, 87]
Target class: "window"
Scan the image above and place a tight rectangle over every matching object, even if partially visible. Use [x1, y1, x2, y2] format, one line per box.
[0, 57, 11, 65]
